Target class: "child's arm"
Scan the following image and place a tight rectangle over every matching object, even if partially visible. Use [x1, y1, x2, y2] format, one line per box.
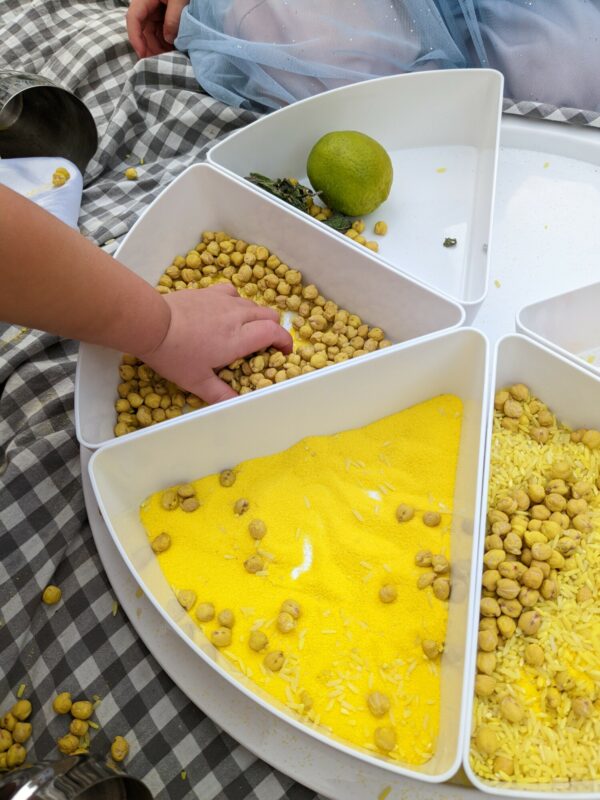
[127, 0, 189, 58]
[0, 185, 292, 404]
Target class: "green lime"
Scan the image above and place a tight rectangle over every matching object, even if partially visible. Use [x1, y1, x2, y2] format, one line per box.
[306, 130, 393, 216]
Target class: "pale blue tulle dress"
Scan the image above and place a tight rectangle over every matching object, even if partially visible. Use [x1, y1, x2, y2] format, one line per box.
[175, 0, 600, 112]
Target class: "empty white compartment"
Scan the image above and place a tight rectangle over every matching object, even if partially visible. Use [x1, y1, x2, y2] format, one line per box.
[208, 69, 503, 315]
[464, 334, 600, 799]
[517, 283, 600, 378]
[75, 163, 464, 450]
[88, 328, 489, 784]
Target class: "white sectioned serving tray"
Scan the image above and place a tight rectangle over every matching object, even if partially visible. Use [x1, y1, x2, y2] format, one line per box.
[516, 283, 600, 378]
[462, 334, 600, 800]
[87, 328, 489, 786]
[75, 163, 464, 451]
[81, 114, 600, 799]
[208, 69, 504, 315]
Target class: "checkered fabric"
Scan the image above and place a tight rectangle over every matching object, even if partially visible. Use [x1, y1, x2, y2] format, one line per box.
[1, 1, 599, 797]
[0, 2, 317, 798]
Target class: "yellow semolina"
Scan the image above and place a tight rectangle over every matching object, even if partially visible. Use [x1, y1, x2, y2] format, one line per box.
[140, 394, 463, 763]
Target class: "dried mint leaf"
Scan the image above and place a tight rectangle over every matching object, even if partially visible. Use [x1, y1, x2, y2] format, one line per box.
[246, 173, 353, 232]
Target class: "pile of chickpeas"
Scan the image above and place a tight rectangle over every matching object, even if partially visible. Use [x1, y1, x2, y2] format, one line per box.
[0, 699, 32, 770]
[474, 383, 600, 760]
[52, 692, 128, 763]
[113, 231, 391, 437]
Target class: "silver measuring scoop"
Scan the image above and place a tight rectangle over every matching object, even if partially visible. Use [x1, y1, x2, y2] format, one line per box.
[0, 71, 97, 174]
[0, 755, 153, 800]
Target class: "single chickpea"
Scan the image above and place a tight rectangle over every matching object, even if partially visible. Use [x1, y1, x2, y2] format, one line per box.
[42, 585, 62, 605]
[374, 221, 388, 236]
[494, 756, 514, 776]
[263, 650, 285, 672]
[478, 629, 498, 652]
[218, 609, 235, 628]
[0, 729, 12, 751]
[395, 503, 415, 522]
[503, 533, 522, 556]
[195, 602, 215, 623]
[211, 627, 232, 647]
[417, 572, 435, 590]
[495, 578, 520, 600]
[572, 697, 592, 718]
[497, 615, 516, 639]
[280, 599, 301, 619]
[499, 695, 524, 723]
[503, 398, 523, 418]
[177, 589, 197, 611]
[482, 569, 500, 592]
[530, 542, 552, 562]
[433, 577, 451, 601]
[374, 726, 396, 753]
[11, 700, 32, 721]
[499, 598, 522, 619]
[475, 674, 496, 697]
[522, 567, 544, 589]
[219, 469, 236, 487]
[479, 618, 498, 632]
[474, 726, 498, 756]
[276, 611, 296, 634]
[421, 639, 443, 660]
[248, 519, 267, 540]
[379, 584, 397, 604]
[524, 643, 545, 667]
[367, 691, 391, 718]
[518, 610, 542, 636]
[248, 630, 268, 652]
[480, 597, 501, 618]
[483, 549, 505, 570]
[11, 722, 32, 744]
[69, 719, 89, 737]
[151, 532, 171, 554]
[431, 554, 449, 574]
[234, 498, 250, 516]
[6, 743, 27, 768]
[244, 554, 264, 574]
[57, 733, 80, 754]
[423, 511, 441, 527]
[518, 587, 540, 607]
[180, 497, 200, 513]
[477, 651, 496, 676]
[71, 700, 93, 721]
[52, 692, 72, 715]
[111, 735, 130, 762]
[1, 713, 16, 732]
[414, 549, 432, 567]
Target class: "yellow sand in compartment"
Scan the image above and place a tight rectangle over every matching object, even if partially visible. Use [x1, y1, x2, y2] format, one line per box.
[140, 394, 463, 764]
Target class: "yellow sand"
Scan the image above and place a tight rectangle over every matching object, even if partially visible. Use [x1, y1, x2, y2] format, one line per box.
[140, 395, 462, 764]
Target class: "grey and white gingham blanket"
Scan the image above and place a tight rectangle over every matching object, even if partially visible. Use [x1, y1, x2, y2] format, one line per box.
[1, 1, 599, 798]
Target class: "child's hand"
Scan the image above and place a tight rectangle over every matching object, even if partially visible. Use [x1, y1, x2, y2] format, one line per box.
[139, 282, 293, 405]
[127, 0, 189, 58]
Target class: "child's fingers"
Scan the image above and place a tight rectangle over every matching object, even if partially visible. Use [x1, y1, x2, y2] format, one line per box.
[163, 0, 189, 44]
[235, 300, 281, 324]
[210, 282, 239, 297]
[240, 320, 293, 355]
[126, 2, 149, 57]
[191, 372, 238, 405]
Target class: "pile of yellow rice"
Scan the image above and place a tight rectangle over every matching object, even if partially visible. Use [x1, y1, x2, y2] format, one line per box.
[471, 408, 600, 784]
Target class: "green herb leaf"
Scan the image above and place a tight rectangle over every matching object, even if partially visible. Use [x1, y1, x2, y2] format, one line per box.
[245, 173, 354, 232]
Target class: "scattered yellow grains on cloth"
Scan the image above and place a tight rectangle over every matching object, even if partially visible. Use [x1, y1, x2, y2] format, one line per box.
[140, 395, 463, 764]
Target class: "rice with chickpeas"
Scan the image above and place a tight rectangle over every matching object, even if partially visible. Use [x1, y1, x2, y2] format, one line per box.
[470, 385, 600, 784]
